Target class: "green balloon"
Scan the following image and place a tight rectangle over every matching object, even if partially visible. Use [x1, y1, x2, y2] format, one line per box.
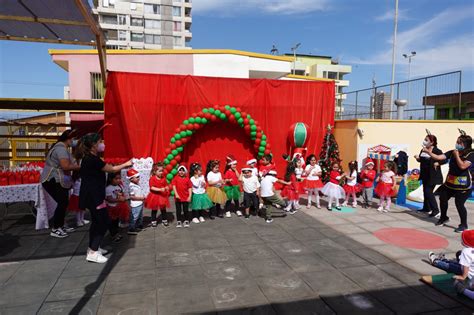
[186, 130, 193, 136]
[164, 158, 170, 164]
[237, 118, 244, 124]
[259, 146, 265, 152]
[172, 150, 178, 156]
[234, 112, 241, 119]
[170, 190, 175, 196]
[167, 154, 174, 160]
[166, 174, 173, 181]
[251, 136, 256, 141]
[189, 117, 195, 123]
[178, 131, 185, 137]
[230, 107, 236, 114]
[261, 140, 267, 147]
[239, 123, 245, 128]
[203, 108, 209, 113]
[219, 113, 226, 120]
[249, 119, 255, 125]
[250, 125, 257, 131]
[195, 117, 202, 124]
[171, 137, 176, 143]
[262, 135, 267, 141]
[175, 134, 181, 140]
[209, 108, 215, 113]
[215, 110, 221, 116]
[171, 169, 178, 175]
[184, 120, 189, 125]
[247, 114, 251, 119]
[225, 105, 230, 110]
[202, 118, 208, 124]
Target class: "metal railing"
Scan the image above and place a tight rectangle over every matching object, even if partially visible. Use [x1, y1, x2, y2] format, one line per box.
[336, 71, 462, 120]
[91, 72, 105, 100]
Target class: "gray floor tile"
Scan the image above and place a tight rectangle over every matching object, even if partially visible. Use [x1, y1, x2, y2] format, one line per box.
[38, 296, 101, 315]
[256, 272, 314, 303]
[209, 279, 268, 310]
[299, 270, 363, 295]
[241, 258, 293, 278]
[303, 238, 346, 253]
[196, 248, 240, 264]
[157, 283, 215, 314]
[339, 265, 403, 290]
[156, 250, 199, 267]
[270, 298, 335, 315]
[225, 232, 264, 246]
[104, 269, 155, 295]
[286, 227, 327, 242]
[46, 275, 105, 302]
[202, 261, 251, 283]
[349, 248, 392, 265]
[267, 240, 312, 257]
[319, 249, 369, 268]
[61, 255, 111, 278]
[156, 264, 206, 287]
[233, 244, 279, 261]
[97, 290, 157, 315]
[0, 303, 42, 315]
[280, 254, 335, 273]
[321, 292, 395, 314]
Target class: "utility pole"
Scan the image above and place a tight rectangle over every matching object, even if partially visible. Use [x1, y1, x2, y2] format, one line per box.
[389, 0, 399, 119]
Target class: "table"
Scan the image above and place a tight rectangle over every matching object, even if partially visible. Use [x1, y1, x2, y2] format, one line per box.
[0, 183, 57, 230]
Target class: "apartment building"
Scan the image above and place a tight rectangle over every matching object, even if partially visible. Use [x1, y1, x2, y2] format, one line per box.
[93, 0, 192, 49]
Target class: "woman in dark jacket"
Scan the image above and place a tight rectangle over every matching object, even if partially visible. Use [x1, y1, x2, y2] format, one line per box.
[414, 134, 444, 217]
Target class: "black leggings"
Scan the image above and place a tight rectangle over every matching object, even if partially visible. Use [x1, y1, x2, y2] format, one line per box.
[193, 210, 205, 218]
[151, 208, 167, 222]
[439, 187, 471, 228]
[225, 199, 239, 213]
[89, 207, 110, 251]
[109, 219, 119, 237]
[42, 178, 69, 229]
[422, 183, 439, 212]
[210, 204, 222, 217]
[175, 201, 190, 222]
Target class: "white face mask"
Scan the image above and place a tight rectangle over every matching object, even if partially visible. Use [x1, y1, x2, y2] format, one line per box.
[422, 140, 431, 147]
[97, 142, 105, 152]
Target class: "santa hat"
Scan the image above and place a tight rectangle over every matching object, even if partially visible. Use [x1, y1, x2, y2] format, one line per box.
[365, 158, 375, 166]
[177, 165, 187, 173]
[126, 168, 140, 179]
[241, 167, 252, 172]
[246, 157, 257, 165]
[226, 155, 237, 166]
[462, 230, 474, 248]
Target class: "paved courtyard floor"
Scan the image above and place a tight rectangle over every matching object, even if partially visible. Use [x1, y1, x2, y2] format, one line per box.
[1, 198, 474, 314]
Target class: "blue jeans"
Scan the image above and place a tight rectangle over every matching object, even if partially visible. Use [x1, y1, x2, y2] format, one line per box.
[433, 258, 463, 275]
[129, 204, 143, 230]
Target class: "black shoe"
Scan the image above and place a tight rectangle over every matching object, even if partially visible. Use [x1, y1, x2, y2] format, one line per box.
[127, 229, 139, 235]
[210, 216, 215, 220]
[327, 206, 332, 211]
[435, 217, 449, 226]
[429, 211, 439, 217]
[162, 220, 169, 227]
[454, 226, 467, 233]
[419, 209, 430, 213]
[245, 215, 250, 219]
[335, 206, 341, 211]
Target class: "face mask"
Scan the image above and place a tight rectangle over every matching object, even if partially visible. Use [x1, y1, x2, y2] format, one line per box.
[97, 142, 105, 152]
[71, 139, 78, 148]
[422, 140, 430, 147]
[455, 143, 464, 151]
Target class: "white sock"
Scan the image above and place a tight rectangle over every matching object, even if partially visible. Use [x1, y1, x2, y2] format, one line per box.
[307, 190, 313, 205]
[315, 191, 320, 206]
[76, 212, 82, 223]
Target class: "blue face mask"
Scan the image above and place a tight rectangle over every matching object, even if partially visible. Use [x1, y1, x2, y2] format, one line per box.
[71, 139, 78, 148]
[455, 143, 464, 151]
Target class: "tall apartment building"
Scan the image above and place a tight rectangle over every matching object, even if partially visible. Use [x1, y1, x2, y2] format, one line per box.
[92, 0, 192, 49]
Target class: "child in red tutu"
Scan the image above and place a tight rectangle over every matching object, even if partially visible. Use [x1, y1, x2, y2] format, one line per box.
[280, 158, 299, 214]
[321, 162, 346, 211]
[375, 161, 397, 212]
[342, 161, 361, 208]
[106, 172, 130, 242]
[145, 162, 170, 227]
[303, 154, 324, 209]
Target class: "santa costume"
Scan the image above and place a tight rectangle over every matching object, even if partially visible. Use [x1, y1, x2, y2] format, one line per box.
[145, 175, 170, 209]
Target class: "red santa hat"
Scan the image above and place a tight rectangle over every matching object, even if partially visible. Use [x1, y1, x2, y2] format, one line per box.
[462, 230, 474, 247]
[365, 158, 375, 166]
[226, 155, 237, 166]
[246, 157, 257, 166]
[177, 165, 187, 173]
[241, 167, 253, 172]
[126, 168, 140, 179]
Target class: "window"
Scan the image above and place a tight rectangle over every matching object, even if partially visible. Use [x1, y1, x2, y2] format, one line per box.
[144, 4, 160, 14]
[101, 14, 117, 24]
[173, 36, 181, 45]
[131, 32, 144, 42]
[91, 73, 105, 100]
[118, 30, 127, 41]
[118, 14, 126, 25]
[145, 19, 161, 29]
[437, 108, 450, 119]
[131, 17, 143, 27]
[173, 21, 182, 31]
[104, 30, 118, 40]
[145, 34, 161, 44]
[172, 7, 181, 16]
[322, 71, 327, 78]
[327, 72, 338, 79]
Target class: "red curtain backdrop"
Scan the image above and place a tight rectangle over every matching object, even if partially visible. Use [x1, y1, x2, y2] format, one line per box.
[104, 72, 335, 174]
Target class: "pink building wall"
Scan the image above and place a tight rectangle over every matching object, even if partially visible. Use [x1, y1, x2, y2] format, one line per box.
[53, 54, 194, 99]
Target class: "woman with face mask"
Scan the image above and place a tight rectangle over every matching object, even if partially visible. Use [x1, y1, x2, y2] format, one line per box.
[414, 134, 444, 217]
[41, 129, 80, 238]
[423, 134, 473, 233]
[76, 133, 132, 263]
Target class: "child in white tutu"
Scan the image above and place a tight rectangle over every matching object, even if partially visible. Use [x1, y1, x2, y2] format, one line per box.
[321, 162, 346, 210]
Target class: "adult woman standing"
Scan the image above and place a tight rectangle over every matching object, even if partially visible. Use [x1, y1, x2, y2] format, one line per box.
[41, 130, 80, 238]
[77, 133, 131, 263]
[424, 134, 473, 233]
[414, 134, 444, 217]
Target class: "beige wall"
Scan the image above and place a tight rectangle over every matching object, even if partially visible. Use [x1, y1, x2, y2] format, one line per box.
[335, 120, 474, 170]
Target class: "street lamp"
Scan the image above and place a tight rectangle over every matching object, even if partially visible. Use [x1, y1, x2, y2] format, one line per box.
[402, 51, 416, 81]
[389, 0, 399, 119]
[291, 43, 301, 75]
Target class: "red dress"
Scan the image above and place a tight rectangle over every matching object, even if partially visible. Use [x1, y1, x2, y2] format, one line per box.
[375, 171, 396, 197]
[145, 175, 170, 209]
[280, 174, 299, 201]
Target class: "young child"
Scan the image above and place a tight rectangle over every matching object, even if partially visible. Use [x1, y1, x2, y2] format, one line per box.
[428, 230, 474, 299]
[303, 154, 323, 209]
[374, 161, 397, 212]
[259, 154, 276, 178]
[127, 168, 145, 234]
[68, 177, 89, 227]
[172, 165, 192, 228]
[190, 162, 214, 223]
[145, 162, 170, 227]
[224, 155, 242, 217]
[360, 158, 376, 208]
[280, 158, 300, 213]
[260, 170, 291, 223]
[294, 156, 305, 209]
[246, 157, 259, 177]
[342, 161, 360, 208]
[205, 160, 227, 219]
[105, 172, 130, 242]
[321, 162, 346, 211]
[240, 167, 260, 218]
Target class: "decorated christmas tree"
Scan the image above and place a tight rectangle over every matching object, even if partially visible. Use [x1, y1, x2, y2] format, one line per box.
[318, 125, 342, 183]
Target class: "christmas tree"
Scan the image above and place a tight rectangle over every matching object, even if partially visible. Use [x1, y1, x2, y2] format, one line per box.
[318, 125, 342, 183]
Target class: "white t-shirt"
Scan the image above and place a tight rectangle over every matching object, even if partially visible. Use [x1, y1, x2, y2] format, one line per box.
[242, 175, 260, 193]
[380, 171, 395, 184]
[129, 182, 145, 207]
[305, 164, 322, 181]
[295, 167, 303, 180]
[251, 167, 258, 177]
[106, 184, 123, 207]
[459, 247, 474, 279]
[71, 179, 81, 196]
[191, 175, 206, 194]
[347, 170, 357, 186]
[207, 171, 222, 187]
[260, 175, 278, 197]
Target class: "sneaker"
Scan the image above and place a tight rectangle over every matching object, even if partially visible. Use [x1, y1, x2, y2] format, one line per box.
[209, 215, 216, 220]
[176, 221, 183, 228]
[383, 208, 390, 213]
[265, 218, 273, 223]
[112, 234, 123, 243]
[428, 211, 439, 217]
[454, 280, 468, 295]
[284, 204, 292, 212]
[162, 220, 169, 227]
[236, 210, 243, 216]
[151, 221, 158, 227]
[306, 205, 311, 209]
[98, 247, 109, 255]
[316, 204, 321, 209]
[118, 222, 129, 228]
[435, 212, 441, 219]
[454, 226, 467, 233]
[192, 218, 200, 224]
[428, 251, 437, 264]
[435, 217, 450, 226]
[327, 206, 332, 211]
[288, 209, 297, 215]
[335, 206, 341, 211]
[199, 216, 205, 223]
[342, 202, 348, 207]
[82, 219, 90, 225]
[62, 226, 74, 233]
[127, 229, 139, 235]
[294, 204, 301, 210]
[352, 202, 357, 208]
[86, 251, 108, 264]
[245, 215, 250, 219]
[77, 221, 84, 227]
[225, 211, 231, 218]
[183, 220, 190, 228]
[50, 228, 68, 238]
[377, 206, 384, 212]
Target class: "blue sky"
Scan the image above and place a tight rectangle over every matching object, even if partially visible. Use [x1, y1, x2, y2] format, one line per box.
[0, 0, 473, 112]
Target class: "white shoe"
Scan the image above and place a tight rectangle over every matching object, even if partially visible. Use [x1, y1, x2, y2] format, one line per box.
[352, 202, 357, 208]
[284, 204, 292, 212]
[176, 221, 183, 228]
[316, 204, 321, 209]
[183, 221, 190, 228]
[98, 247, 109, 255]
[199, 216, 205, 223]
[383, 208, 390, 213]
[225, 211, 231, 218]
[62, 226, 74, 233]
[86, 251, 108, 263]
[377, 206, 383, 212]
[50, 228, 68, 238]
[342, 202, 348, 207]
[236, 210, 242, 216]
[192, 218, 200, 224]
[435, 212, 441, 219]
[77, 221, 84, 227]
[118, 222, 129, 228]
[82, 219, 90, 225]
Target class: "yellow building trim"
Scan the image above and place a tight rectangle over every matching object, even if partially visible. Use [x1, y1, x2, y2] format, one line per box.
[285, 74, 334, 82]
[48, 49, 294, 62]
[337, 119, 474, 124]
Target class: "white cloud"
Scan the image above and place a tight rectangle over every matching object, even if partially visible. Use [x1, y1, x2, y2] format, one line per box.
[193, 0, 330, 15]
[375, 9, 409, 22]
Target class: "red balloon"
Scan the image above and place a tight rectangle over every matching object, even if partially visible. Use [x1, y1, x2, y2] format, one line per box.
[170, 143, 176, 149]
[256, 132, 262, 139]
[264, 149, 271, 155]
[181, 137, 189, 144]
[187, 124, 194, 130]
[244, 125, 251, 132]
[266, 143, 271, 150]
[193, 123, 200, 130]
[243, 118, 249, 125]
[176, 140, 182, 147]
[229, 115, 236, 123]
[257, 127, 262, 133]
[236, 107, 242, 112]
[175, 128, 180, 133]
[255, 138, 261, 145]
[165, 164, 173, 171]
[210, 115, 217, 122]
[165, 148, 171, 154]
[175, 155, 182, 162]
[241, 111, 247, 118]
[225, 110, 231, 116]
[214, 105, 219, 109]
[170, 159, 178, 166]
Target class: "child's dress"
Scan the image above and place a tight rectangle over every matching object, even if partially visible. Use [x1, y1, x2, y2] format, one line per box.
[206, 171, 227, 205]
[343, 170, 361, 194]
[295, 167, 306, 194]
[145, 176, 170, 209]
[223, 169, 241, 200]
[68, 178, 81, 212]
[321, 170, 346, 199]
[281, 174, 299, 201]
[106, 184, 130, 221]
[375, 171, 396, 197]
[190, 175, 214, 210]
[304, 164, 324, 189]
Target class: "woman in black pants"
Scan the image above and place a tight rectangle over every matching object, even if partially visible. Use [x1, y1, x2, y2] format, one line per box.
[76, 133, 131, 263]
[414, 134, 444, 217]
[41, 130, 80, 238]
[424, 134, 473, 233]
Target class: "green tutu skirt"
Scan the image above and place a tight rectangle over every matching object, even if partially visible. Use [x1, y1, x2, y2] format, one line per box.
[224, 185, 241, 200]
[191, 193, 214, 210]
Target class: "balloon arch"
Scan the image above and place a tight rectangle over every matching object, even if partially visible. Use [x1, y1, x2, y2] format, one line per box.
[162, 105, 272, 183]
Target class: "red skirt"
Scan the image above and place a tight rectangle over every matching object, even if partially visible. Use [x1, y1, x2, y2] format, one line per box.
[67, 195, 81, 212]
[296, 180, 306, 194]
[375, 182, 396, 197]
[280, 186, 299, 201]
[305, 179, 324, 189]
[145, 193, 170, 209]
[343, 184, 362, 194]
[108, 202, 130, 221]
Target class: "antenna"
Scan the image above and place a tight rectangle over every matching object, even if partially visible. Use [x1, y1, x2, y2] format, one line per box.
[270, 44, 279, 55]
